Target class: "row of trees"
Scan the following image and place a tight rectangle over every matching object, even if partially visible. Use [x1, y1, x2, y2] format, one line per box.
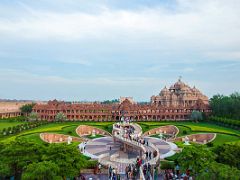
[209, 116, 240, 129]
[102, 99, 119, 104]
[1, 121, 49, 136]
[1, 112, 68, 137]
[175, 143, 240, 179]
[0, 139, 97, 179]
[210, 92, 240, 120]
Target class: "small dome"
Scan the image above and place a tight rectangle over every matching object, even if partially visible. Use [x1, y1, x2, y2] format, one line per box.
[173, 78, 186, 89]
[169, 85, 175, 90]
[160, 86, 170, 95]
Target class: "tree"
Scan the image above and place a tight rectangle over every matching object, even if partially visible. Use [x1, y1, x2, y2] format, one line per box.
[55, 112, 67, 122]
[43, 143, 95, 178]
[210, 92, 240, 120]
[177, 145, 215, 176]
[190, 110, 203, 122]
[0, 139, 44, 178]
[0, 140, 97, 179]
[197, 162, 240, 180]
[214, 143, 240, 169]
[2, 128, 6, 135]
[20, 103, 35, 116]
[22, 161, 61, 180]
[27, 112, 38, 121]
[102, 99, 119, 104]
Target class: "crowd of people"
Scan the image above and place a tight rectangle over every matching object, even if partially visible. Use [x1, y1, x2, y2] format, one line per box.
[108, 165, 121, 180]
[124, 157, 144, 180]
[142, 163, 152, 180]
[111, 121, 160, 179]
[163, 167, 193, 180]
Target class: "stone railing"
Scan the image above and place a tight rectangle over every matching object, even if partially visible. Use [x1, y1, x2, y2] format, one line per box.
[98, 153, 117, 169]
[113, 133, 146, 153]
[113, 122, 142, 136]
[110, 153, 136, 164]
[147, 141, 160, 165]
[133, 123, 143, 137]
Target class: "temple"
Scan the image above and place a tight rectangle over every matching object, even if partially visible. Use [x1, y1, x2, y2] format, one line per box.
[33, 79, 210, 121]
[151, 78, 209, 107]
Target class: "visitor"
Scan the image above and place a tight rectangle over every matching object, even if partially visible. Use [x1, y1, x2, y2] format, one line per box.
[98, 163, 101, 174]
[149, 151, 152, 159]
[117, 174, 120, 180]
[125, 165, 129, 179]
[175, 164, 180, 178]
[112, 168, 116, 179]
[109, 165, 112, 179]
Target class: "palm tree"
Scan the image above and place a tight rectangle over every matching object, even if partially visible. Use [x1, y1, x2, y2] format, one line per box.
[55, 112, 67, 122]
[28, 112, 38, 121]
[190, 110, 203, 122]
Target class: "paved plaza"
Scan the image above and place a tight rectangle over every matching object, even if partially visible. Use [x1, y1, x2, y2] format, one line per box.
[85, 136, 176, 160]
[78, 122, 179, 179]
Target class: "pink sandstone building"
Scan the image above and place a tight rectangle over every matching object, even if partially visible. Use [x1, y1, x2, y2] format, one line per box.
[33, 79, 211, 121]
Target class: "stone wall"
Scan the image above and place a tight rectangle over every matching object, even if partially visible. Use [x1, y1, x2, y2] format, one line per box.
[76, 125, 111, 137]
[143, 125, 179, 137]
[175, 133, 216, 144]
[40, 133, 82, 143]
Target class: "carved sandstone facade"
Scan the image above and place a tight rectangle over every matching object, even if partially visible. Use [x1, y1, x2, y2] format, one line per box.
[151, 79, 208, 107]
[33, 79, 210, 121]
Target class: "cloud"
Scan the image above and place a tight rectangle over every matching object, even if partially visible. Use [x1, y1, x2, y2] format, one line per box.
[0, 68, 169, 86]
[57, 58, 92, 66]
[0, 0, 240, 100]
[205, 51, 240, 61]
[0, 0, 239, 50]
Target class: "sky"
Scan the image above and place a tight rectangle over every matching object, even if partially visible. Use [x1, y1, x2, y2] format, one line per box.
[0, 0, 240, 102]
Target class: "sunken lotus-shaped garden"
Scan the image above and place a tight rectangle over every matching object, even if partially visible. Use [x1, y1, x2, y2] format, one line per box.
[39, 122, 216, 177]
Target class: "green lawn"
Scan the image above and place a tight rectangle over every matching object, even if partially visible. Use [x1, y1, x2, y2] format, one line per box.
[138, 121, 240, 146]
[17, 133, 45, 144]
[0, 121, 113, 143]
[0, 122, 27, 131]
[138, 121, 240, 136]
[211, 133, 240, 145]
[1, 121, 240, 146]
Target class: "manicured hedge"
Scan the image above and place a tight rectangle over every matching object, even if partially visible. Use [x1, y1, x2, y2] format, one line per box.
[209, 116, 240, 129]
[0, 121, 50, 136]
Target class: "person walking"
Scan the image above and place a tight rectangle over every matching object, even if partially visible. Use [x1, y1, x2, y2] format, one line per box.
[98, 163, 102, 174]
[109, 165, 112, 179]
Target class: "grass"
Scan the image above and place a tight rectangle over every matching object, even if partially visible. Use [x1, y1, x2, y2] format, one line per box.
[137, 121, 240, 146]
[1, 120, 240, 146]
[17, 133, 45, 144]
[138, 121, 240, 136]
[211, 133, 240, 145]
[0, 121, 113, 143]
[0, 122, 27, 131]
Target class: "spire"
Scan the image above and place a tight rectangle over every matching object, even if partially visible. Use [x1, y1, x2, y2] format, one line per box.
[178, 76, 182, 82]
